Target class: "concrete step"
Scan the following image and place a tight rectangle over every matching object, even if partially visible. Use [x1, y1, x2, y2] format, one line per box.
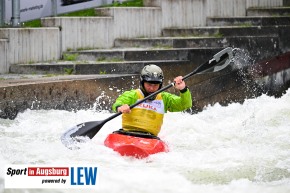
[9, 60, 190, 75]
[162, 25, 290, 37]
[11, 47, 229, 75]
[0, 74, 128, 87]
[64, 47, 222, 62]
[247, 7, 290, 16]
[207, 16, 290, 26]
[64, 47, 228, 63]
[115, 36, 278, 48]
[114, 36, 281, 61]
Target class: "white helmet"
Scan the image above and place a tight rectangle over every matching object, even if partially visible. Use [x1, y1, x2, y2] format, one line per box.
[140, 64, 164, 99]
[140, 64, 164, 84]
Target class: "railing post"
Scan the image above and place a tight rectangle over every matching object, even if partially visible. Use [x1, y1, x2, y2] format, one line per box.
[11, 0, 20, 27]
[51, 0, 57, 17]
[0, 0, 5, 27]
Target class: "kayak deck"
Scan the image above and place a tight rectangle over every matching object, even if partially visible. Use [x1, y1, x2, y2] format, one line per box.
[104, 133, 169, 159]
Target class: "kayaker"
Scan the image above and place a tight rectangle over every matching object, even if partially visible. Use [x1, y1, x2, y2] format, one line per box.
[112, 64, 192, 138]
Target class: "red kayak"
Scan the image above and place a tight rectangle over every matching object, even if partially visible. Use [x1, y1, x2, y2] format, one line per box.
[104, 133, 169, 159]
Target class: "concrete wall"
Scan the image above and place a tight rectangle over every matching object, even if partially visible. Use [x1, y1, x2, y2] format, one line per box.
[155, 0, 207, 28]
[41, 8, 162, 51]
[246, 0, 283, 8]
[0, 39, 8, 73]
[206, 0, 247, 17]
[0, 28, 60, 73]
[0, 75, 138, 119]
[144, 0, 284, 19]
[41, 17, 114, 52]
[102, 7, 162, 39]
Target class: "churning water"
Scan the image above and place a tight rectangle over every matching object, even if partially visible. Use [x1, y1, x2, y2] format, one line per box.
[0, 87, 290, 193]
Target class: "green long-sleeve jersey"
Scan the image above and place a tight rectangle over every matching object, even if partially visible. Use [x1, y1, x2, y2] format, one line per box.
[112, 88, 192, 113]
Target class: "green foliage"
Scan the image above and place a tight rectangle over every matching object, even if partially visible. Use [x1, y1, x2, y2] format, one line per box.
[22, 19, 42, 27]
[239, 23, 253, 27]
[99, 70, 107, 74]
[59, 8, 97, 17]
[64, 68, 74, 75]
[97, 57, 106, 62]
[152, 44, 173, 49]
[213, 32, 223, 38]
[43, 74, 56, 77]
[109, 0, 143, 7]
[63, 53, 78, 61]
[96, 57, 123, 62]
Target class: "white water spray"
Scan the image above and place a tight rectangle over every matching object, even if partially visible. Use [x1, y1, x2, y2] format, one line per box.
[0, 88, 289, 193]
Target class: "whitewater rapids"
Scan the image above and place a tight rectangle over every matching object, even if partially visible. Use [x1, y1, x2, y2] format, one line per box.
[0, 88, 290, 193]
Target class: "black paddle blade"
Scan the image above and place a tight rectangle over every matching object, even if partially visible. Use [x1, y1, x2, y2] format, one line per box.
[211, 47, 233, 72]
[182, 47, 233, 81]
[197, 47, 233, 74]
[70, 121, 105, 138]
[61, 125, 87, 150]
[61, 121, 105, 149]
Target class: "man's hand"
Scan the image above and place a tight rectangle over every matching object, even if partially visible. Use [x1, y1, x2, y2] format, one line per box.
[117, 104, 131, 113]
[174, 76, 186, 90]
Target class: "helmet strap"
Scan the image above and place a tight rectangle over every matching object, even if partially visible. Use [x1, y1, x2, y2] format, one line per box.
[140, 81, 162, 101]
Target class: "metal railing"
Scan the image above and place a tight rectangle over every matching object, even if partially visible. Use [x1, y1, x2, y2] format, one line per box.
[0, 0, 5, 27]
[11, 0, 20, 27]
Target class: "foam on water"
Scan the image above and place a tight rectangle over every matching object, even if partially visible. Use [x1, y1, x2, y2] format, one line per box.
[0, 89, 290, 193]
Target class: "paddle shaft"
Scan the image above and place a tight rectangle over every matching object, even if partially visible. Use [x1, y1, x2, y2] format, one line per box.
[68, 47, 233, 139]
[100, 49, 230, 124]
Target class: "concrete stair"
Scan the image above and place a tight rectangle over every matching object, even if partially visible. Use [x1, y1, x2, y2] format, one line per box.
[246, 7, 290, 16]
[10, 47, 225, 77]
[10, 60, 189, 75]
[9, 6, 290, 76]
[114, 36, 280, 60]
[67, 48, 197, 62]
[162, 25, 288, 37]
[206, 16, 290, 26]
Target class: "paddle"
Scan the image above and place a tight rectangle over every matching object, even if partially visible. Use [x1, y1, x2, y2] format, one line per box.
[61, 47, 233, 145]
